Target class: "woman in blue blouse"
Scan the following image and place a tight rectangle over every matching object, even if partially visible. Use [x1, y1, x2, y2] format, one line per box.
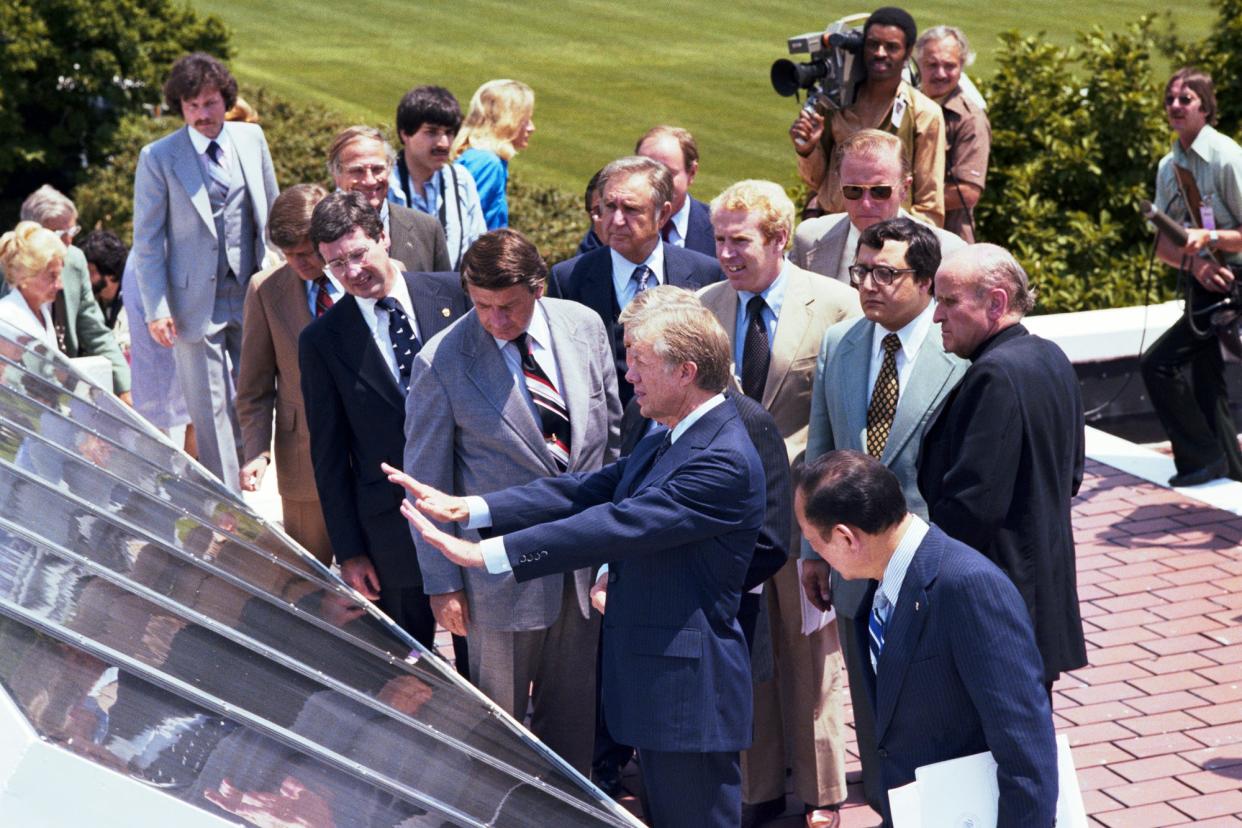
[451, 80, 536, 229]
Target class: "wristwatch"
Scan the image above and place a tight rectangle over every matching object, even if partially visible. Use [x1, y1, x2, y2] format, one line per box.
[1209, 230, 1220, 247]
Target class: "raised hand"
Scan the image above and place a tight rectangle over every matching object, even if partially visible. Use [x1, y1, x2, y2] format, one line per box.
[383, 462, 470, 523]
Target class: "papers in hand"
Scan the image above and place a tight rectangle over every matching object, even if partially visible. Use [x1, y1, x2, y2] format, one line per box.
[797, 558, 836, 635]
[888, 734, 1087, 828]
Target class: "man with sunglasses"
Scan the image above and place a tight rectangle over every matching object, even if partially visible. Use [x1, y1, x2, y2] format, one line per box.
[792, 130, 963, 283]
[791, 6, 945, 226]
[1140, 67, 1242, 486]
[800, 216, 966, 815]
[298, 190, 469, 647]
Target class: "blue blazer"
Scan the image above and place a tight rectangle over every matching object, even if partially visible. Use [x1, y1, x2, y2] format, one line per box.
[483, 398, 764, 752]
[681, 196, 717, 258]
[854, 524, 1058, 827]
[548, 242, 723, 404]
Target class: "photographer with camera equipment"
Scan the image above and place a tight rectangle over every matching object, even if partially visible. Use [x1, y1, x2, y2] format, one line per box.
[1140, 67, 1242, 486]
[784, 7, 945, 227]
[914, 25, 991, 243]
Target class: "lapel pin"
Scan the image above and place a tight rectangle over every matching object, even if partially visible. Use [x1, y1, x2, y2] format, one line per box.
[441, 307, 451, 317]
[914, 601, 920, 611]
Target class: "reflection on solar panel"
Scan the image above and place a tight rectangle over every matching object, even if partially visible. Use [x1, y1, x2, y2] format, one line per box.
[0, 320, 641, 827]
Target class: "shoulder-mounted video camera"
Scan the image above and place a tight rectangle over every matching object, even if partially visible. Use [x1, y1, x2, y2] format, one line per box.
[770, 13, 869, 114]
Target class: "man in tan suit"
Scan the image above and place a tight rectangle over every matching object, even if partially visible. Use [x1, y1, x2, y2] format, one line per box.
[698, 180, 860, 828]
[236, 184, 337, 564]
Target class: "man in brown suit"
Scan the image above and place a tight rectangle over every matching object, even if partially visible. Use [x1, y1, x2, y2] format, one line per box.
[237, 184, 336, 564]
[697, 180, 860, 828]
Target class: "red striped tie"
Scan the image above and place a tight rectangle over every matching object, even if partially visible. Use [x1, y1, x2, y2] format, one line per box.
[512, 332, 571, 470]
[314, 275, 335, 317]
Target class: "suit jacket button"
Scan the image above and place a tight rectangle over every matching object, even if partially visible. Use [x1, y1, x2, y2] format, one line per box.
[608, 571, 618, 584]
[877, 748, 888, 758]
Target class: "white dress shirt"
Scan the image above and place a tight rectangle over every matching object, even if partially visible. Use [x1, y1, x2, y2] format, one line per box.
[354, 268, 421, 383]
[867, 300, 936, 402]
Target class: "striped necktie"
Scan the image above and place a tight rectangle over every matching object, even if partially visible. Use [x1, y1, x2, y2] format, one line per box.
[868, 590, 891, 673]
[512, 332, 571, 470]
[314, 275, 335, 317]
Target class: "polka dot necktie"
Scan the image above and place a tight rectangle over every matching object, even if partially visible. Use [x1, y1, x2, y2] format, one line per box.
[376, 296, 420, 392]
[866, 333, 902, 458]
[741, 295, 770, 401]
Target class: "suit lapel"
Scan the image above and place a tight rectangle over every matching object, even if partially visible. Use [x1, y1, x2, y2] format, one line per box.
[583, 254, 618, 320]
[327, 296, 405, 412]
[882, 331, 958, 464]
[839, 320, 873, 448]
[873, 531, 940, 742]
[461, 315, 556, 471]
[404, 272, 454, 348]
[171, 127, 216, 237]
[273, 266, 313, 342]
[663, 244, 706, 290]
[814, 218, 850, 277]
[229, 123, 265, 229]
[762, 269, 813, 408]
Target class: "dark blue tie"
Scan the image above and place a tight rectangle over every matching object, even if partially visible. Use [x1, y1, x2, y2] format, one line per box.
[376, 296, 420, 391]
[205, 140, 230, 207]
[869, 590, 890, 674]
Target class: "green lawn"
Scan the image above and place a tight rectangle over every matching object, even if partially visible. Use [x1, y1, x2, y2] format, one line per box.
[195, 0, 1214, 199]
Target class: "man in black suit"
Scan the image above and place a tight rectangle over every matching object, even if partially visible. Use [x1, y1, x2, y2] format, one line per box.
[636, 125, 716, 257]
[550, 155, 723, 403]
[299, 190, 469, 647]
[327, 126, 452, 273]
[918, 243, 1087, 690]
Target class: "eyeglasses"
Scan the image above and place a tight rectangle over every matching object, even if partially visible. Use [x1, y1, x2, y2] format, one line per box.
[848, 263, 917, 287]
[323, 245, 371, 275]
[342, 163, 389, 180]
[1165, 94, 1196, 107]
[56, 225, 81, 242]
[841, 184, 895, 201]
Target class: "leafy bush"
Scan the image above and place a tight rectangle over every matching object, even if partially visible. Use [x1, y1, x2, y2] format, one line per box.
[977, 19, 1175, 313]
[0, 0, 230, 222]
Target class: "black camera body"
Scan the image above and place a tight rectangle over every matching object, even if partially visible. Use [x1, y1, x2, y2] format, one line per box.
[770, 14, 869, 113]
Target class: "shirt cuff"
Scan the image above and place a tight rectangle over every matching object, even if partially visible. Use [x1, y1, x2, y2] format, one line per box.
[595, 564, 609, 584]
[464, 496, 492, 529]
[480, 536, 511, 574]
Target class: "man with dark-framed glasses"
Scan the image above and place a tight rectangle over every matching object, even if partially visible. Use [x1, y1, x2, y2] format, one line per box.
[800, 216, 965, 814]
[792, 130, 963, 285]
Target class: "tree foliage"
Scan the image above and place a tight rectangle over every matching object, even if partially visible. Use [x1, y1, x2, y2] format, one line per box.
[0, 0, 230, 219]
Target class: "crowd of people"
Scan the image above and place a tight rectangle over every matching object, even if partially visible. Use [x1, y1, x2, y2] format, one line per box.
[2, 5, 1240, 827]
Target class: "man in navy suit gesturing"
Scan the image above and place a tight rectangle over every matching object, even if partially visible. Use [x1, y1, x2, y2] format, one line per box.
[797, 450, 1057, 827]
[390, 292, 764, 827]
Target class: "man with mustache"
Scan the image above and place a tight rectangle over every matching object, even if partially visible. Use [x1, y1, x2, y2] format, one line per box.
[132, 52, 279, 491]
[790, 6, 945, 227]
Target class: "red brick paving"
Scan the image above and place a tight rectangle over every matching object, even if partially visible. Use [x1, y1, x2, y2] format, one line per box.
[432, 459, 1242, 826]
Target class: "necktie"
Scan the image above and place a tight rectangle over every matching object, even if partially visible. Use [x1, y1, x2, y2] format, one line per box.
[376, 296, 420, 392]
[631, 265, 653, 295]
[314, 275, 335, 317]
[629, 431, 672, 494]
[512, 332, 572, 470]
[741, 295, 771, 401]
[868, 590, 891, 673]
[205, 140, 230, 207]
[866, 333, 902, 458]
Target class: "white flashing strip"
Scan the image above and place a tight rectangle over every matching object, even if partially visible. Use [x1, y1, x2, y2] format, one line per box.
[1024, 302, 1182, 363]
[1085, 426, 1242, 517]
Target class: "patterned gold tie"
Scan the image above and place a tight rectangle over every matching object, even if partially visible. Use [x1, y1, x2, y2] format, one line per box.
[866, 333, 902, 458]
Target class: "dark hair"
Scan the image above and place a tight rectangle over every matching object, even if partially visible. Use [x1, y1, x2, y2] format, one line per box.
[269, 183, 329, 250]
[309, 190, 383, 249]
[857, 217, 941, 284]
[79, 230, 128, 279]
[1166, 67, 1218, 126]
[865, 6, 918, 51]
[460, 229, 546, 292]
[163, 53, 238, 114]
[795, 450, 907, 534]
[396, 85, 463, 139]
[583, 168, 605, 215]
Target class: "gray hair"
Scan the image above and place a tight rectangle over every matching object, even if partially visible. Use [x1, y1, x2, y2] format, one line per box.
[326, 125, 397, 178]
[619, 285, 731, 393]
[598, 156, 675, 214]
[967, 243, 1036, 316]
[914, 25, 976, 68]
[20, 185, 77, 225]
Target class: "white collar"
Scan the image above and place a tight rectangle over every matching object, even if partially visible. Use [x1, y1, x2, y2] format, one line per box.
[610, 242, 665, 288]
[491, 300, 552, 351]
[186, 123, 232, 156]
[670, 393, 726, 444]
[872, 299, 936, 363]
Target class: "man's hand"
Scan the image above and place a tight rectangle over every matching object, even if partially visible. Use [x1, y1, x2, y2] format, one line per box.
[239, 456, 269, 492]
[589, 574, 608, 615]
[430, 590, 470, 636]
[1194, 260, 1236, 295]
[147, 317, 177, 348]
[340, 555, 382, 601]
[383, 462, 470, 523]
[117, 390, 134, 407]
[400, 499, 486, 569]
[800, 559, 834, 612]
[790, 110, 825, 156]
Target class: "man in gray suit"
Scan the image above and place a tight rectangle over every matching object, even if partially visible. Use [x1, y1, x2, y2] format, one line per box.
[133, 53, 279, 491]
[791, 129, 963, 284]
[327, 126, 452, 273]
[403, 229, 621, 773]
[801, 216, 966, 815]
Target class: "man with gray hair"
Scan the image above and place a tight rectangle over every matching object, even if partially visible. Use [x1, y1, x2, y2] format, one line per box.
[390, 286, 764, 826]
[327, 125, 451, 272]
[550, 155, 723, 404]
[918, 243, 1087, 693]
[7, 185, 131, 400]
[915, 25, 992, 242]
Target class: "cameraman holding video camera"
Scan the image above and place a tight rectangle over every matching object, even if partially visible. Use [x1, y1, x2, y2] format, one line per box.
[1140, 68, 1242, 486]
[790, 7, 945, 227]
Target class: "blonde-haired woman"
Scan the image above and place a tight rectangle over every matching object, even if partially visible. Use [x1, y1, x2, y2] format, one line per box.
[0, 221, 66, 348]
[450, 79, 535, 229]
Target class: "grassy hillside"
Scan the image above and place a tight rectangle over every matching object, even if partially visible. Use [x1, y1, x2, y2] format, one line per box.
[195, 0, 1213, 200]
